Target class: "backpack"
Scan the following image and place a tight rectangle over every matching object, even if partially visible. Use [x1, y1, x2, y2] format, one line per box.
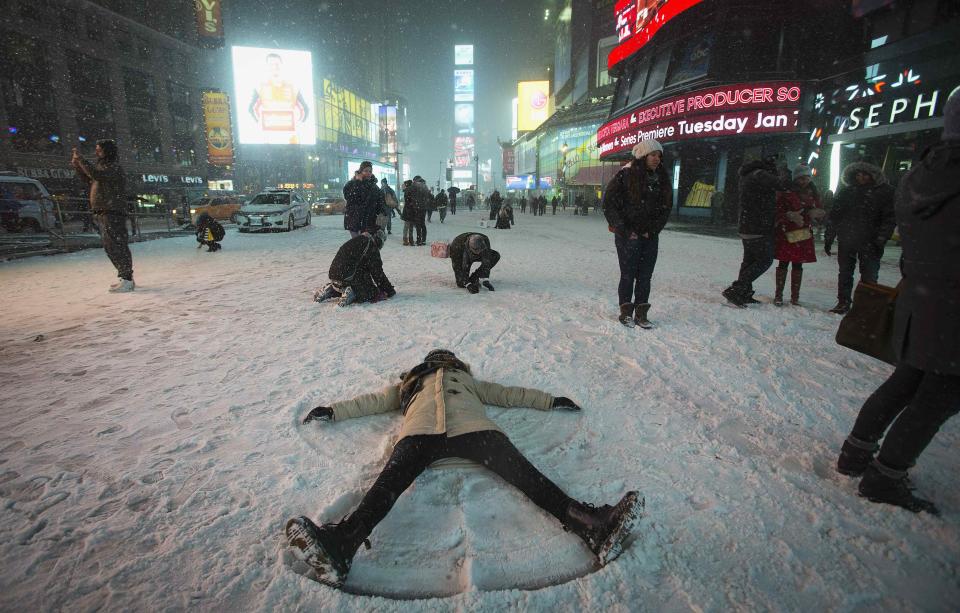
[208, 219, 225, 241]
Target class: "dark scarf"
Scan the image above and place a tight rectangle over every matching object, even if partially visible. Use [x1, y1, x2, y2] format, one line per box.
[398, 355, 470, 415]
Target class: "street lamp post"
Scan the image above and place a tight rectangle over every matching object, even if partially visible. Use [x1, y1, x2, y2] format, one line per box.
[559, 142, 568, 206]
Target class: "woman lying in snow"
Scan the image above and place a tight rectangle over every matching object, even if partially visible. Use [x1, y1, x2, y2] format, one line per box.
[287, 349, 641, 588]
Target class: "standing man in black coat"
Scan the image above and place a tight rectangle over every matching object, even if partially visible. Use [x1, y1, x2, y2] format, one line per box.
[447, 186, 460, 215]
[836, 94, 960, 515]
[602, 140, 673, 328]
[448, 232, 500, 293]
[409, 176, 430, 245]
[488, 190, 503, 221]
[314, 229, 396, 307]
[343, 161, 384, 238]
[722, 155, 787, 307]
[823, 161, 896, 314]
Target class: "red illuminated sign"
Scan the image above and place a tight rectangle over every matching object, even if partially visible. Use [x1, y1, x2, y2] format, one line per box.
[609, 0, 705, 71]
[597, 81, 803, 158]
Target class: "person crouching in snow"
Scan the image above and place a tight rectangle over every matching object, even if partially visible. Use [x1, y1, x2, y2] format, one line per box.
[772, 164, 824, 306]
[448, 232, 499, 293]
[288, 349, 642, 588]
[314, 228, 395, 307]
[195, 213, 224, 252]
[494, 195, 514, 229]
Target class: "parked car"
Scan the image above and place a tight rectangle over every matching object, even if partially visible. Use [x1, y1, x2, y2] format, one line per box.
[312, 196, 346, 215]
[236, 189, 311, 232]
[190, 195, 243, 224]
[0, 174, 58, 233]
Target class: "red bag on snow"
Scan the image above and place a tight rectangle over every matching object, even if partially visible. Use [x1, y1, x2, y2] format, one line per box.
[431, 241, 449, 258]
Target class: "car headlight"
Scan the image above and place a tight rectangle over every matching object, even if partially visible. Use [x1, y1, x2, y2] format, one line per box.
[190, 208, 196, 214]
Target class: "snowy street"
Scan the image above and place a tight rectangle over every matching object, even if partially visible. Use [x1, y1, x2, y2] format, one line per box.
[0, 213, 957, 610]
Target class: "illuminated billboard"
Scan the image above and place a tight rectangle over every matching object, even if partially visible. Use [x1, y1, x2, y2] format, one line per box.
[454, 103, 475, 135]
[455, 45, 474, 65]
[201, 91, 234, 166]
[609, 0, 705, 71]
[454, 136, 475, 167]
[232, 46, 316, 145]
[517, 81, 551, 131]
[195, 0, 224, 47]
[346, 159, 396, 185]
[454, 69, 475, 102]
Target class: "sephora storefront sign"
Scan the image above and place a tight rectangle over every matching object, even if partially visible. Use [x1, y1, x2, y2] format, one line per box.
[598, 81, 803, 158]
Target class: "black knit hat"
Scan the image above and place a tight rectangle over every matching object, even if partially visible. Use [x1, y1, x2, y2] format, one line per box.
[359, 160, 373, 171]
[424, 349, 456, 362]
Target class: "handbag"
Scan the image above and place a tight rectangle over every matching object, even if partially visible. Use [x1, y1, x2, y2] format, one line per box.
[835, 281, 900, 365]
[784, 227, 813, 243]
[431, 241, 449, 258]
[375, 212, 389, 228]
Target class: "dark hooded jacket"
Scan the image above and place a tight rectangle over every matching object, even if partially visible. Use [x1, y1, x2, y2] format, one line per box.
[892, 143, 960, 375]
[402, 181, 431, 222]
[343, 176, 384, 232]
[602, 159, 673, 237]
[736, 160, 783, 235]
[74, 157, 126, 214]
[328, 234, 393, 298]
[825, 161, 896, 247]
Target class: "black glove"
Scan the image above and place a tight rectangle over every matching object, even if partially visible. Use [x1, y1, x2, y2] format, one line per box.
[824, 241, 833, 256]
[552, 397, 582, 411]
[302, 406, 334, 424]
[467, 282, 480, 294]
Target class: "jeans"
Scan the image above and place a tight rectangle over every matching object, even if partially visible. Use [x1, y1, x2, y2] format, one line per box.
[95, 212, 133, 280]
[615, 234, 659, 305]
[348, 431, 572, 536]
[403, 221, 415, 244]
[837, 241, 881, 303]
[731, 236, 775, 297]
[849, 363, 960, 471]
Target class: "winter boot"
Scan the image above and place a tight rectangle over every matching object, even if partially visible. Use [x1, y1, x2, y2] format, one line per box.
[722, 287, 747, 308]
[830, 300, 851, 315]
[285, 516, 371, 587]
[858, 462, 939, 515]
[744, 291, 761, 305]
[836, 436, 878, 477]
[337, 286, 356, 307]
[790, 266, 803, 305]
[109, 279, 135, 293]
[634, 303, 653, 329]
[563, 492, 643, 566]
[314, 283, 340, 303]
[618, 303, 636, 327]
[481, 280, 495, 291]
[774, 267, 787, 306]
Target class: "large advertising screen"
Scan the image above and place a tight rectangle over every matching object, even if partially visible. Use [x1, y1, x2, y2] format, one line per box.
[454, 69, 475, 102]
[454, 136, 475, 167]
[517, 81, 551, 132]
[454, 103, 475, 135]
[232, 46, 316, 145]
[609, 0, 705, 71]
[455, 45, 474, 65]
[201, 90, 234, 166]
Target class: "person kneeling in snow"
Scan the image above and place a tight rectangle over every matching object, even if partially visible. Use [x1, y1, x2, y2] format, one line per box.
[448, 232, 499, 293]
[195, 213, 224, 252]
[314, 228, 395, 307]
[288, 349, 641, 587]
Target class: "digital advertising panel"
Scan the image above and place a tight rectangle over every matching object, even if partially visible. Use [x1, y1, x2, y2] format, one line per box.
[517, 81, 551, 132]
[454, 136, 475, 167]
[454, 103, 475, 135]
[232, 46, 316, 145]
[455, 45, 474, 65]
[505, 175, 553, 190]
[201, 90, 235, 166]
[609, 0, 705, 71]
[454, 69, 475, 102]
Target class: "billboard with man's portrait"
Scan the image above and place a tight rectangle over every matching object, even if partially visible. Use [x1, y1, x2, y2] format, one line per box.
[232, 46, 316, 145]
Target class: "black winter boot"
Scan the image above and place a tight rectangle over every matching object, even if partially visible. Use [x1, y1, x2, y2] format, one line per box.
[618, 303, 635, 327]
[563, 491, 643, 566]
[634, 303, 653, 329]
[836, 436, 878, 476]
[858, 462, 939, 516]
[285, 516, 371, 586]
[774, 267, 787, 306]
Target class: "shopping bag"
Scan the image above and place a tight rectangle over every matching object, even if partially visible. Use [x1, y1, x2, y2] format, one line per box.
[431, 241, 449, 258]
[835, 281, 899, 365]
[785, 227, 813, 243]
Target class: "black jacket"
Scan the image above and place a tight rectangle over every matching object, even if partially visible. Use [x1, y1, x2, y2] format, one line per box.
[401, 182, 431, 222]
[892, 142, 960, 375]
[736, 160, 783, 235]
[328, 234, 392, 293]
[449, 232, 489, 279]
[343, 176, 384, 232]
[825, 162, 896, 248]
[602, 160, 673, 237]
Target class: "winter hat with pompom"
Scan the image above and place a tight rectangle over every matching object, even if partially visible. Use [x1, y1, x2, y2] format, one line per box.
[632, 139, 663, 160]
[792, 163, 813, 179]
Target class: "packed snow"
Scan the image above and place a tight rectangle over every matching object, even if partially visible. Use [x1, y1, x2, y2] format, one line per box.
[0, 212, 956, 611]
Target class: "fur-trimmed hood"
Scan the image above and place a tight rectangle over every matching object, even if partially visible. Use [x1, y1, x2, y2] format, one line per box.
[841, 161, 888, 187]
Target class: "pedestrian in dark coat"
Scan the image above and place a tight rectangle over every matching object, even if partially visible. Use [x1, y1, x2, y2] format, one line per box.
[411, 177, 430, 245]
[488, 191, 503, 221]
[721, 155, 787, 307]
[520, 197, 527, 214]
[772, 164, 825, 306]
[195, 212, 225, 252]
[447, 186, 460, 215]
[602, 140, 673, 328]
[495, 201, 514, 229]
[836, 94, 960, 516]
[448, 232, 500, 293]
[343, 161, 385, 237]
[71, 139, 134, 292]
[824, 161, 897, 313]
[314, 229, 396, 307]
[435, 190, 448, 223]
[381, 178, 399, 235]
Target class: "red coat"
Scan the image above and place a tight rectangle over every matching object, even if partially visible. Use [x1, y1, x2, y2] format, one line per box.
[774, 185, 821, 263]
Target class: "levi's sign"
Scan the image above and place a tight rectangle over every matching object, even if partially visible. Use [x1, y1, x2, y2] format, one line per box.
[598, 81, 803, 158]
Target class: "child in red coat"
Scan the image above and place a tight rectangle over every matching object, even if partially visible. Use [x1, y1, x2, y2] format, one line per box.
[773, 164, 825, 305]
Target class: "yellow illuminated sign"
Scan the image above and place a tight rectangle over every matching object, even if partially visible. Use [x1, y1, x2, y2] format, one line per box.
[202, 90, 234, 166]
[517, 81, 552, 131]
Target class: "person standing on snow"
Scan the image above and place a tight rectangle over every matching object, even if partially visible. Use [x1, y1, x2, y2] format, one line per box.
[288, 348, 641, 588]
[71, 140, 135, 293]
[823, 161, 896, 314]
[314, 228, 396, 307]
[602, 140, 673, 329]
[448, 232, 500, 293]
[835, 93, 960, 516]
[380, 178, 399, 235]
[488, 190, 503, 221]
[722, 154, 788, 307]
[343, 161, 384, 238]
[772, 164, 825, 306]
[435, 189, 449, 223]
[409, 176, 430, 245]
[447, 186, 460, 215]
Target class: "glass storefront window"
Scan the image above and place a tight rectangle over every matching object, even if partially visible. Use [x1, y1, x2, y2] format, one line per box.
[667, 33, 713, 86]
[628, 58, 651, 106]
[644, 47, 672, 96]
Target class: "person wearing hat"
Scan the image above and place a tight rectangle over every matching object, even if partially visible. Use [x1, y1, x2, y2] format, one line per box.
[314, 228, 395, 307]
[448, 232, 500, 293]
[601, 139, 673, 328]
[288, 348, 642, 588]
[343, 161, 384, 238]
[771, 163, 825, 306]
[835, 92, 960, 516]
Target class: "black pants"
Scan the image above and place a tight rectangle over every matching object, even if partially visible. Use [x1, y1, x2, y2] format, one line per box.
[453, 250, 501, 287]
[95, 212, 133, 280]
[849, 363, 960, 471]
[837, 241, 881, 303]
[416, 214, 426, 244]
[615, 233, 659, 305]
[731, 236, 774, 297]
[348, 431, 572, 537]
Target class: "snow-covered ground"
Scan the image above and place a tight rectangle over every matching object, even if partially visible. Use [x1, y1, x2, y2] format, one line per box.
[0, 212, 956, 611]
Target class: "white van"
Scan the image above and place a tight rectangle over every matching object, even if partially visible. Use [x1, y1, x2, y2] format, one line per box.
[236, 189, 311, 232]
[0, 173, 58, 233]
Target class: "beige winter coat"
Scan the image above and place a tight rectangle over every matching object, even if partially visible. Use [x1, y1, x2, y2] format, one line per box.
[331, 367, 554, 441]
